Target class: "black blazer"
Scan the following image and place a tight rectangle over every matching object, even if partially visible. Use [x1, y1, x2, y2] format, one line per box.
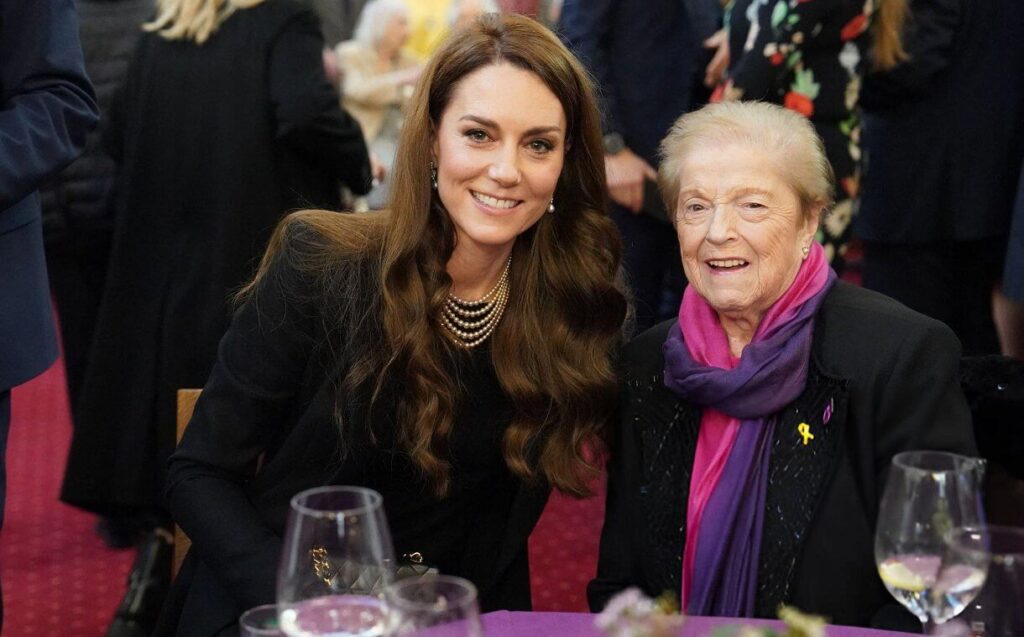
[856, 0, 1024, 244]
[0, 0, 97, 391]
[157, 223, 549, 636]
[589, 282, 977, 628]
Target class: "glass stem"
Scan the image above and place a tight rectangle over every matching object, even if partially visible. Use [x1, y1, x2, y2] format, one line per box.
[922, 618, 939, 635]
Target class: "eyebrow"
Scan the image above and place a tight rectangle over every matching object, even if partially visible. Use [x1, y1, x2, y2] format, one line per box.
[678, 186, 774, 199]
[458, 114, 563, 137]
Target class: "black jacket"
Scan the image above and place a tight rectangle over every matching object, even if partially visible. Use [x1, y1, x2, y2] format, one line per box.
[856, 0, 1024, 244]
[589, 282, 977, 628]
[155, 221, 549, 636]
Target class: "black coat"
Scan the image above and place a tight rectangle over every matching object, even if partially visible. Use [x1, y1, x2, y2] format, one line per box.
[155, 221, 549, 636]
[589, 282, 977, 629]
[61, 0, 371, 516]
[856, 0, 1024, 244]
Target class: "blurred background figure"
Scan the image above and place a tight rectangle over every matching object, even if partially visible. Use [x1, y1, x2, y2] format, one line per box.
[59, 0, 371, 633]
[310, 0, 370, 48]
[40, 0, 152, 441]
[1, 0, 97, 629]
[335, 0, 422, 209]
[856, 0, 1024, 355]
[405, 0, 501, 60]
[711, 0, 909, 273]
[559, 0, 722, 332]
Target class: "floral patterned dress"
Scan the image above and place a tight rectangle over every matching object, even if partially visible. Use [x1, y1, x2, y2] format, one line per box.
[714, 0, 877, 267]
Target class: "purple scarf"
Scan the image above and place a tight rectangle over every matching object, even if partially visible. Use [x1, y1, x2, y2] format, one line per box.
[663, 243, 836, 616]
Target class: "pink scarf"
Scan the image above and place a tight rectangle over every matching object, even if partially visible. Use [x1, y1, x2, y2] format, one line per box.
[680, 243, 831, 607]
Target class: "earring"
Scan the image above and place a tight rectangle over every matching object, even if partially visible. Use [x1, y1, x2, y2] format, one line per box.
[430, 161, 438, 190]
[801, 244, 811, 259]
[547, 198, 555, 214]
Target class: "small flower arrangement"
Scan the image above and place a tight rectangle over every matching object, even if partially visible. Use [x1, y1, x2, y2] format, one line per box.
[595, 588, 828, 637]
[594, 588, 685, 637]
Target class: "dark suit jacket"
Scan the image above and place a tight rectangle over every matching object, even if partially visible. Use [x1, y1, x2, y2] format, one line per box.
[557, 0, 720, 167]
[856, 0, 1024, 244]
[589, 282, 977, 629]
[157, 221, 549, 636]
[0, 0, 98, 391]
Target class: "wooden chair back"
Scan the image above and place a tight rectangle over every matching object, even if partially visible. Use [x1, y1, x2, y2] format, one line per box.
[172, 389, 202, 578]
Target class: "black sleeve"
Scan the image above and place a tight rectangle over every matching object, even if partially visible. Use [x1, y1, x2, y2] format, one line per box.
[861, 0, 963, 110]
[558, 0, 624, 136]
[165, 220, 323, 610]
[870, 320, 977, 501]
[587, 382, 647, 611]
[0, 0, 98, 209]
[268, 7, 373, 194]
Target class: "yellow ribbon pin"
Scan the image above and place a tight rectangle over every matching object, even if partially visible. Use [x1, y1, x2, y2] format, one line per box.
[797, 422, 814, 446]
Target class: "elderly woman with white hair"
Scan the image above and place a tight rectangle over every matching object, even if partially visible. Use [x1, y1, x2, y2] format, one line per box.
[335, 0, 422, 207]
[588, 101, 977, 629]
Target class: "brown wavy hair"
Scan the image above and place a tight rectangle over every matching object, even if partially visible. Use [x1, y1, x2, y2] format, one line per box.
[245, 14, 625, 497]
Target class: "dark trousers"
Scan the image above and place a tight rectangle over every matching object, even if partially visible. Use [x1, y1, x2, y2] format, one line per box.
[862, 239, 1004, 355]
[1, 388, 9, 630]
[611, 206, 683, 333]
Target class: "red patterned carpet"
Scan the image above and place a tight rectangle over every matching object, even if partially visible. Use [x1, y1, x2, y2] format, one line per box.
[1, 360, 134, 637]
[0, 356, 603, 636]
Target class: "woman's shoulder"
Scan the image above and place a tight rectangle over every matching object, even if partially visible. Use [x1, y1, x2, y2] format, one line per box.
[620, 319, 677, 381]
[814, 281, 962, 371]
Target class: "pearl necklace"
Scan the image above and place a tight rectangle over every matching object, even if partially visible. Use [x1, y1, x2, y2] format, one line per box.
[442, 257, 511, 349]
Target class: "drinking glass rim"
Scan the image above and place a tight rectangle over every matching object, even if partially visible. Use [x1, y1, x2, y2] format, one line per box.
[384, 575, 479, 611]
[950, 525, 1024, 560]
[891, 450, 982, 474]
[289, 486, 383, 517]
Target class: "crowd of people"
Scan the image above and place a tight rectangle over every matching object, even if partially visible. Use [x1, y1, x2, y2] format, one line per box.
[1, 0, 1021, 636]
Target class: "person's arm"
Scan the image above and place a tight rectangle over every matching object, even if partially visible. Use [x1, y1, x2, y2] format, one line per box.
[558, 0, 655, 213]
[337, 45, 419, 108]
[861, 0, 963, 110]
[0, 0, 98, 210]
[269, 7, 373, 195]
[165, 218, 324, 610]
[870, 320, 977, 496]
[719, 0, 835, 105]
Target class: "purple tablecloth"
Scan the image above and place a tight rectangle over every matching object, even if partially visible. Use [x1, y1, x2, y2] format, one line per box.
[480, 611, 916, 637]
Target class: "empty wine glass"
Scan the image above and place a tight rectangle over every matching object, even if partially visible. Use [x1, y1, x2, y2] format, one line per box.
[956, 525, 1024, 637]
[875, 451, 986, 634]
[384, 575, 483, 637]
[277, 486, 395, 637]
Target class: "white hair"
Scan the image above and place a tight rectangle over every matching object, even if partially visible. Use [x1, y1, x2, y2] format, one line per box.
[353, 0, 409, 49]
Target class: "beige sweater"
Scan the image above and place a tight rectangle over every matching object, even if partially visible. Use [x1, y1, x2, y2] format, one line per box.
[335, 40, 420, 143]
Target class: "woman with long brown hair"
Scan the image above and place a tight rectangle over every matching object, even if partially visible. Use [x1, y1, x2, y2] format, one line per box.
[157, 13, 626, 636]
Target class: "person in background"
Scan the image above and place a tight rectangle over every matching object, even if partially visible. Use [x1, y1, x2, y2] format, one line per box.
[710, 0, 908, 272]
[857, 0, 1024, 355]
[156, 14, 626, 635]
[59, 0, 371, 633]
[335, 0, 422, 209]
[590, 102, 975, 629]
[0, 0, 98, 629]
[39, 0, 152, 483]
[559, 0, 722, 333]
[404, 0, 501, 61]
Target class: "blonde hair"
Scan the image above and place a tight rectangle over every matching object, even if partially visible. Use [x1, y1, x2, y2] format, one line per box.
[872, 0, 908, 70]
[658, 101, 835, 224]
[144, 0, 265, 44]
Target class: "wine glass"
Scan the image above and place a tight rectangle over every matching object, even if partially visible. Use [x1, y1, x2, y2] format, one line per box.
[955, 525, 1024, 637]
[875, 451, 986, 634]
[277, 486, 395, 637]
[241, 603, 285, 636]
[384, 575, 483, 637]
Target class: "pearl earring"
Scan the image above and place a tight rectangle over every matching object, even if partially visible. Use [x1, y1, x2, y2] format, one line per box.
[547, 198, 555, 214]
[430, 161, 438, 190]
